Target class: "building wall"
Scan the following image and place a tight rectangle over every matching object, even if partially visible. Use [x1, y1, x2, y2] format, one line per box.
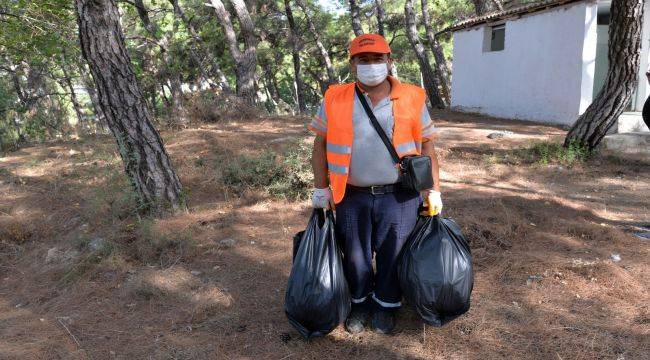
[450, 1, 598, 125]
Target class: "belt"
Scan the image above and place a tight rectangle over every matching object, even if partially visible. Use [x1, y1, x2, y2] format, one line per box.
[347, 183, 403, 195]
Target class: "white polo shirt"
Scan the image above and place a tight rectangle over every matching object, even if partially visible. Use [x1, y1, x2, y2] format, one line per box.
[309, 91, 436, 187]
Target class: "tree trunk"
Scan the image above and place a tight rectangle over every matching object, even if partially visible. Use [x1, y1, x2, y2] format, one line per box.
[58, 49, 86, 129]
[230, 0, 258, 104]
[9, 70, 27, 144]
[472, 0, 503, 15]
[209, 0, 258, 105]
[349, 0, 364, 36]
[186, 42, 218, 90]
[404, 0, 446, 109]
[168, 0, 232, 92]
[284, 0, 307, 113]
[75, 0, 186, 215]
[169, 21, 186, 125]
[131, 0, 185, 123]
[295, 0, 337, 89]
[375, 0, 386, 36]
[491, 0, 504, 11]
[133, 0, 157, 36]
[260, 74, 278, 111]
[80, 65, 108, 131]
[306, 67, 328, 95]
[258, 50, 280, 105]
[160, 83, 172, 108]
[263, 31, 286, 98]
[12, 63, 45, 110]
[169, 74, 185, 125]
[58, 64, 86, 130]
[564, 0, 644, 150]
[472, 0, 489, 15]
[270, 70, 282, 102]
[421, 0, 451, 103]
[10, 62, 51, 143]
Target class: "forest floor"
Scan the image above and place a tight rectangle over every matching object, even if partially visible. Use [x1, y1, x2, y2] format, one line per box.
[1, 111, 649, 360]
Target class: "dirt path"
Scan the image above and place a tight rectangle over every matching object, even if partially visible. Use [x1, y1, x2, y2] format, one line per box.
[1, 112, 648, 359]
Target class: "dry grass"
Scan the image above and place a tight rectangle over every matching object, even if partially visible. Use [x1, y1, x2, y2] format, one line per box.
[0, 110, 648, 359]
[185, 91, 266, 124]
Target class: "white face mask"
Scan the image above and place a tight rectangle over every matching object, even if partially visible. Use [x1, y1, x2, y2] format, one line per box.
[356, 63, 389, 86]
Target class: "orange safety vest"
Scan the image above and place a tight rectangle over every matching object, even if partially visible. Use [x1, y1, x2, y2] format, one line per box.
[324, 76, 427, 204]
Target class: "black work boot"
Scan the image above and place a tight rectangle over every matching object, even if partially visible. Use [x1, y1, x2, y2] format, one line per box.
[372, 309, 396, 334]
[344, 306, 370, 334]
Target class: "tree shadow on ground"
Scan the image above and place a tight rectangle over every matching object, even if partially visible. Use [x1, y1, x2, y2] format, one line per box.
[2, 148, 649, 358]
[1, 123, 648, 358]
[36, 190, 641, 359]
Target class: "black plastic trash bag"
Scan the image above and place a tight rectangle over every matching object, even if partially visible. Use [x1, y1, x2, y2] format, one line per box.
[285, 209, 351, 338]
[292, 230, 303, 262]
[399, 215, 473, 327]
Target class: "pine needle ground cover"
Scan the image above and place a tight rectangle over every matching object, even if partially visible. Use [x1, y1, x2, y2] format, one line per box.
[0, 112, 648, 359]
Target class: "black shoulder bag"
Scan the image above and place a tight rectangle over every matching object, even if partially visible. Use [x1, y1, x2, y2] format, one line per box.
[354, 85, 434, 192]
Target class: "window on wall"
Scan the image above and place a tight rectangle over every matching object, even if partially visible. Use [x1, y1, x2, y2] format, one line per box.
[489, 24, 505, 51]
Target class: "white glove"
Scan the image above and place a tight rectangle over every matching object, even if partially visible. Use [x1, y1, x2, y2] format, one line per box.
[312, 187, 332, 209]
[424, 190, 443, 216]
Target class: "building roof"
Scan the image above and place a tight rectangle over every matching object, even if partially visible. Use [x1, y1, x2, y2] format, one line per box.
[440, 0, 588, 34]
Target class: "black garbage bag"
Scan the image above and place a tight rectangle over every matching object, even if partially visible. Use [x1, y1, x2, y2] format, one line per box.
[285, 209, 351, 338]
[292, 231, 303, 262]
[399, 215, 473, 327]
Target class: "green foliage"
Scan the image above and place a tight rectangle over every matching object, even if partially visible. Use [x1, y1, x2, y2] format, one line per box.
[0, 0, 77, 61]
[0, 0, 82, 149]
[222, 141, 313, 200]
[481, 139, 592, 167]
[520, 140, 591, 166]
[0, 71, 72, 150]
[0, 0, 473, 147]
[0, 81, 18, 151]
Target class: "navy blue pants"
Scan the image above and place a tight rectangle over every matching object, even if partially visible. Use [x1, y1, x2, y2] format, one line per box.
[334, 187, 420, 311]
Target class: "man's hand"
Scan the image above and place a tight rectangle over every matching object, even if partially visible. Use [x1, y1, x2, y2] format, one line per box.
[312, 187, 332, 209]
[422, 189, 443, 216]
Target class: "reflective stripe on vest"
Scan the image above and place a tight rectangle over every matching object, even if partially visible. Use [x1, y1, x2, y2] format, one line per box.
[328, 163, 349, 174]
[326, 143, 352, 154]
[323, 77, 427, 204]
[396, 140, 417, 155]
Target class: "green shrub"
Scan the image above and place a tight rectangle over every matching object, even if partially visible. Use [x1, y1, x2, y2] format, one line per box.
[516, 140, 591, 166]
[222, 141, 313, 200]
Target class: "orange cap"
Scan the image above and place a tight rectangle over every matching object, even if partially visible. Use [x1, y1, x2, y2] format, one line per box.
[349, 34, 391, 58]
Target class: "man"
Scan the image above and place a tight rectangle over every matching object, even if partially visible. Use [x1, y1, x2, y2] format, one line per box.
[308, 34, 442, 334]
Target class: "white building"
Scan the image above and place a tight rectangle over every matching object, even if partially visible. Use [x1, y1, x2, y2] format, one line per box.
[447, 0, 650, 132]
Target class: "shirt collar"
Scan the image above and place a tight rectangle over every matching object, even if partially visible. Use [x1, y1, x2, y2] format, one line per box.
[387, 76, 402, 100]
[355, 75, 402, 100]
